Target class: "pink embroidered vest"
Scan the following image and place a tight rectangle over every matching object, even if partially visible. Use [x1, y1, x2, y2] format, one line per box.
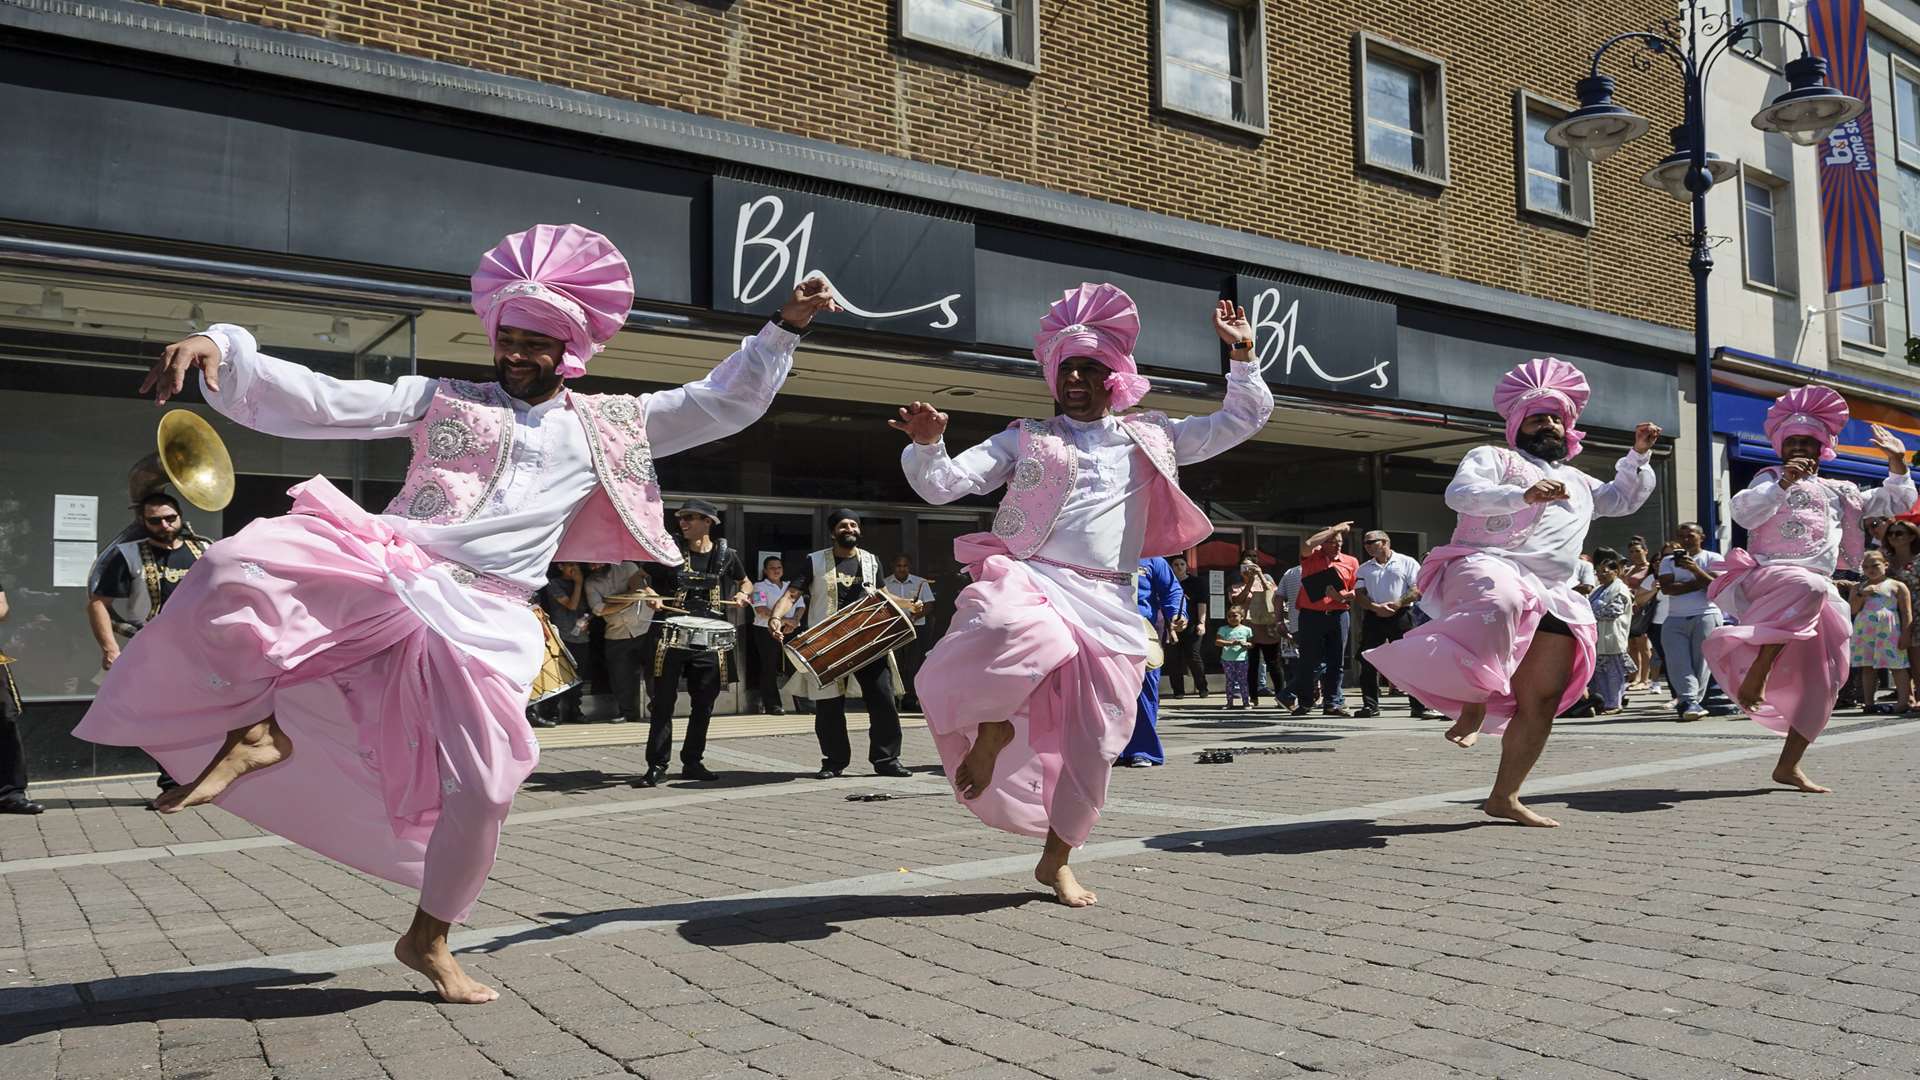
[384, 379, 680, 564]
[990, 413, 1212, 561]
[1450, 448, 1552, 550]
[1748, 468, 1867, 572]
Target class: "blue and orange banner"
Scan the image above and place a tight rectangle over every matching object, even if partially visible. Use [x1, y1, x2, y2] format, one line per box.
[1808, 0, 1884, 292]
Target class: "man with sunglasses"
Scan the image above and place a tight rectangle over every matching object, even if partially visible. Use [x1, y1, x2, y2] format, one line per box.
[86, 493, 206, 673]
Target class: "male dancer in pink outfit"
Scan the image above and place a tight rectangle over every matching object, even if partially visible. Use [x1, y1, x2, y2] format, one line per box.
[1704, 386, 1913, 793]
[894, 284, 1271, 906]
[79, 224, 836, 1003]
[1365, 359, 1661, 828]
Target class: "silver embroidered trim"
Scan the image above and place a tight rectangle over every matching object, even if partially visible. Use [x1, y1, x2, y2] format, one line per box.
[1484, 514, 1514, 533]
[1785, 487, 1820, 512]
[440, 778, 460, 795]
[448, 380, 493, 403]
[208, 673, 230, 689]
[601, 397, 640, 426]
[1779, 519, 1810, 540]
[407, 483, 450, 520]
[426, 418, 477, 460]
[992, 506, 1027, 538]
[448, 566, 478, 586]
[621, 444, 658, 484]
[1100, 702, 1126, 722]
[1012, 457, 1045, 490]
[239, 561, 266, 580]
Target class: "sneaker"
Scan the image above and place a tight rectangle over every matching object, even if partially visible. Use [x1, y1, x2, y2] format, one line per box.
[1323, 705, 1352, 718]
[1679, 705, 1706, 722]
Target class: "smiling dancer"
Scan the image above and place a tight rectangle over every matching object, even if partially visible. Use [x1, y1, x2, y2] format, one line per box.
[76, 224, 834, 1003]
[896, 284, 1272, 905]
[1363, 358, 1660, 828]
[1704, 387, 1914, 794]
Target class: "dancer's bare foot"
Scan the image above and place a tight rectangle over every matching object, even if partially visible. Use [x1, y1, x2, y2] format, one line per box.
[953, 720, 1014, 800]
[1484, 795, 1560, 827]
[150, 719, 292, 814]
[1035, 860, 1098, 907]
[395, 931, 498, 1004]
[1772, 766, 1832, 794]
[1737, 670, 1770, 714]
[1445, 704, 1485, 749]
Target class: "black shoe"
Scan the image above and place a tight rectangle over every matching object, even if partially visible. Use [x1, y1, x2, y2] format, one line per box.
[1290, 705, 1312, 717]
[0, 798, 44, 815]
[530, 715, 558, 728]
[681, 762, 719, 782]
[768, 706, 787, 716]
[637, 766, 666, 788]
[606, 716, 628, 725]
[815, 767, 844, 780]
[873, 761, 912, 778]
[1355, 706, 1380, 718]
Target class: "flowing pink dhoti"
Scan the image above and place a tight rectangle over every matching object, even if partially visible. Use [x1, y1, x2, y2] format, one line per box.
[1363, 546, 1595, 735]
[916, 540, 1145, 847]
[76, 480, 538, 923]
[1702, 552, 1847, 742]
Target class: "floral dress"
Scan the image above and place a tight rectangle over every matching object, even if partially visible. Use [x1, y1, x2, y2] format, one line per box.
[1850, 583, 1908, 670]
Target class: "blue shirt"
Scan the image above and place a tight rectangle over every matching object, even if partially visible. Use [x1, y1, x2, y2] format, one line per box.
[1136, 557, 1184, 626]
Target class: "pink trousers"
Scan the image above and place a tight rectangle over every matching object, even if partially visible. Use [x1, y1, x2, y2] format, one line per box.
[76, 480, 538, 923]
[916, 537, 1145, 847]
[1363, 547, 1595, 736]
[1703, 552, 1848, 743]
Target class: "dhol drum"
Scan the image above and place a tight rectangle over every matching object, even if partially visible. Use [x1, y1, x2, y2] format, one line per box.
[529, 611, 581, 704]
[662, 615, 737, 652]
[783, 589, 916, 687]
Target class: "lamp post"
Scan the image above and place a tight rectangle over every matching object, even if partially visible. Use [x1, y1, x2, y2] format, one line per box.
[1545, 2, 1864, 543]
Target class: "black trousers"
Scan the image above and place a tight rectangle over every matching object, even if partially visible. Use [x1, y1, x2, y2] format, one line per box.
[813, 658, 902, 772]
[1292, 608, 1349, 708]
[894, 632, 928, 707]
[1164, 634, 1208, 696]
[0, 678, 26, 802]
[1248, 640, 1285, 704]
[748, 625, 787, 710]
[603, 633, 656, 723]
[1359, 612, 1427, 713]
[649, 648, 721, 768]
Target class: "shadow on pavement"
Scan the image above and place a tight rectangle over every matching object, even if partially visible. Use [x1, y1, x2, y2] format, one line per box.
[1156, 818, 1495, 858]
[0, 970, 424, 1044]
[1521, 787, 1779, 814]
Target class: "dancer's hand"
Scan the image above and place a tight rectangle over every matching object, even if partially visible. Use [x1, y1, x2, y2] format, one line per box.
[1781, 457, 1816, 487]
[1872, 424, 1909, 473]
[769, 621, 786, 643]
[1632, 422, 1662, 453]
[142, 335, 222, 405]
[889, 402, 948, 445]
[1213, 300, 1253, 347]
[1523, 479, 1570, 504]
[778, 275, 840, 328]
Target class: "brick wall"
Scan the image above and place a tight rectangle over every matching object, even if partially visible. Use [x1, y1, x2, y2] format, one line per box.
[145, 0, 1691, 329]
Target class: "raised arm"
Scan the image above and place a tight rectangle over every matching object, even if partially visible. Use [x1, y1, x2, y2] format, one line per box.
[1590, 423, 1661, 518]
[644, 281, 837, 458]
[152, 324, 436, 440]
[1864, 425, 1917, 518]
[1168, 301, 1274, 465]
[894, 404, 1020, 504]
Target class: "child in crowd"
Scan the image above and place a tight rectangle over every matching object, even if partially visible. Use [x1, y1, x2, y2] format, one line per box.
[1850, 550, 1912, 714]
[1217, 605, 1254, 709]
[1588, 547, 1634, 714]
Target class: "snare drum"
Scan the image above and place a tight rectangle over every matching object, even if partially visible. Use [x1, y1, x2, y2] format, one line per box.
[529, 611, 581, 704]
[783, 589, 916, 687]
[662, 615, 737, 652]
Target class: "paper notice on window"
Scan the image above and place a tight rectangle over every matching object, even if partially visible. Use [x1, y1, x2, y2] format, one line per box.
[1208, 570, 1226, 620]
[54, 494, 97, 541]
[53, 540, 96, 587]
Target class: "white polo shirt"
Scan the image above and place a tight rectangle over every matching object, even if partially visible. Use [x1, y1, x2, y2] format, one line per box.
[883, 573, 935, 626]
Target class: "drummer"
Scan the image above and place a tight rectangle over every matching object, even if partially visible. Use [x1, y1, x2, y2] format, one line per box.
[770, 508, 913, 779]
[642, 498, 751, 788]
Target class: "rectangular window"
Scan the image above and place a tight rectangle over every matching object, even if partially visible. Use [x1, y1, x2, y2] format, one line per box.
[1895, 59, 1920, 169]
[1837, 286, 1886, 348]
[1155, 0, 1266, 133]
[1905, 235, 1920, 345]
[1355, 34, 1449, 184]
[899, 0, 1036, 69]
[1740, 170, 1793, 293]
[1515, 92, 1593, 226]
[1728, 0, 1783, 66]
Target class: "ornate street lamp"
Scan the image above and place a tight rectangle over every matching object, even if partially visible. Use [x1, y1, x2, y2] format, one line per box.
[1544, 3, 1864, 541]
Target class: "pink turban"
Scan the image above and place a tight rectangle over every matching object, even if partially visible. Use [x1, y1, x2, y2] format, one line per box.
[1765, 385, 1848, 462]
[471, 224, 635, 379]
[1493, 357, 1591, 461]
[1033, 283, 1152, 412]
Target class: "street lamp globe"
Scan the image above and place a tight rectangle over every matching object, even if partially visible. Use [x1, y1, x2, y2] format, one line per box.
[1751, 56, 1866, 146]
[1641, 149, 1739, 203]
[1546, 74, 1651, 163]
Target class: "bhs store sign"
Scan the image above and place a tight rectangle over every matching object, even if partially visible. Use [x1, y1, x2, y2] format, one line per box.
[713, 178, 975, 341]
[1233, 274, 1399, 399]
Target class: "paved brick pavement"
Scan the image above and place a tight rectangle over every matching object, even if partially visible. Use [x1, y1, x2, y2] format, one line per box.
[2, 695, 1917, 1079]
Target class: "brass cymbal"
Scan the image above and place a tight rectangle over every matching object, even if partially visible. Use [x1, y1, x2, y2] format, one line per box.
[155, 409, 234, 511]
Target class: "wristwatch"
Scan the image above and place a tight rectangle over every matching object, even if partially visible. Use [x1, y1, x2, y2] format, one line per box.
[1229, 339, 1254, 353]
[772, 313, 812, 335]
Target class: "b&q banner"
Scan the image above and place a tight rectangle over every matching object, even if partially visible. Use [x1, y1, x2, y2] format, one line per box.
[1809, 0, 1885, 292]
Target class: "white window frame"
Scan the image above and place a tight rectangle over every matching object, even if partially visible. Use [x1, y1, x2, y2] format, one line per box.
[1353, 33, 1451, 187]
[896, 0, 1039, 73]
[1514, 91, 1594, 228]
[1152, 0, 1269, 136]
[1727, 0, 1786, 69]
[1834, 284, 1888, 352]
[1903, 232, 1920, 352]
[1891, 54, 1920, 172]
[1737, 163, 1795, 297]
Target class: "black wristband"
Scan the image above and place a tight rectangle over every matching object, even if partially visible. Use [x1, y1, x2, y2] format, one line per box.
[772, 314, 812, 336]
